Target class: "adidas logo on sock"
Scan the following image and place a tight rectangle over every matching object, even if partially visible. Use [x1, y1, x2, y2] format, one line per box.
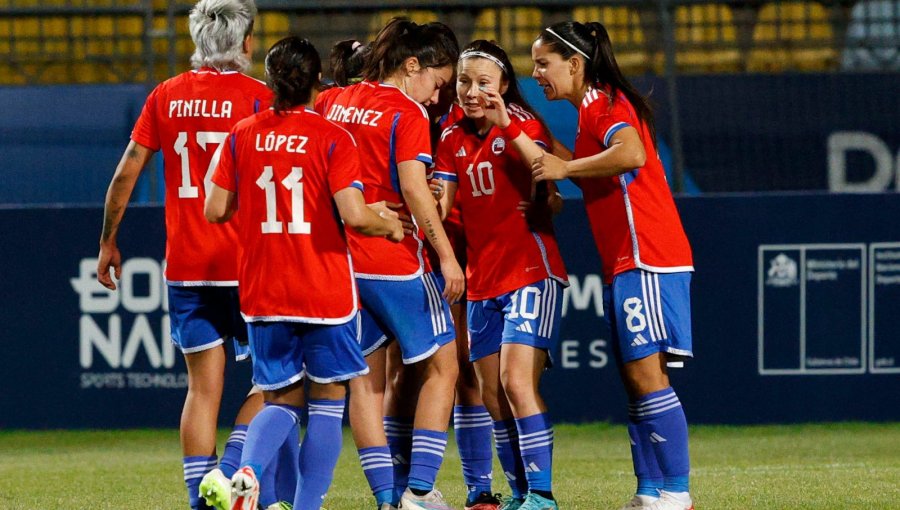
[515, 322, 534, 334]
[649, 432, 667, 443]
[524, 462, 542, 473]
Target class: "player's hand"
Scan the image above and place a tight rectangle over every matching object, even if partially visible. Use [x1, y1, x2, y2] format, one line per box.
[532, 152, 569, 182]
[97, 242, 122, 290]
[383, 201, 415, 235]
[385, 216, 405, 243]
[439, 256, 465, 304]
[429, 178, 445, 201]
[478, 88, 511, 129]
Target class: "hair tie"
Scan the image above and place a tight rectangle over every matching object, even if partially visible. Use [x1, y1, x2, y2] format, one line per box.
[459, 50, 507, 73]
[351, 41, 362, 51]
[545, 28, 591, 60]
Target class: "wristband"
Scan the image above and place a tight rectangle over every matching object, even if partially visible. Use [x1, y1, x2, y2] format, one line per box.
[500, 121, 522, 140]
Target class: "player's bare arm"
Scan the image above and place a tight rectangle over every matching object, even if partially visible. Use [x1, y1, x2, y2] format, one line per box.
[436, 180, 459, 223]
[533, 127, 646, 182]
[398, 159, 465, 302]
[203, 183, 236, 223]
[367, 200, 415, 235]
[97, 140, 154, 290]
[335, 189, 403, 242]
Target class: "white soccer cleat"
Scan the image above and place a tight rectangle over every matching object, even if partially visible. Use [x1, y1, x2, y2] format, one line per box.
[646, 491, 693, 510]
[618, 494, 659, 510]
[230, 466, 260, 510]
[398, 487, 456, 510]
[380, 504, 399, 510]
[198, 468, 232, 510]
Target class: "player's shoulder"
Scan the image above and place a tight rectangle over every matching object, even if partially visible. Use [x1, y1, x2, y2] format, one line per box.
[306, 108, 358, 146]
[232, 108, 271, 134]
[439, 122, 465, 144]
[378, 83, 428, 119]
[580, 86, 615, 113]
[507, 102, 538, 123]
[231, 71, 271, 96]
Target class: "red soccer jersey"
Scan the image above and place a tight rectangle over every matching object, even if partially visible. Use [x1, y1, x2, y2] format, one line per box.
[212, 107, 362, 323]
[131, 68, 272, 285]
[314, 86, 344, 116]
[574, 85, 693, 283]
[434, 105, 568, 300]
[319, 81, 434, 279]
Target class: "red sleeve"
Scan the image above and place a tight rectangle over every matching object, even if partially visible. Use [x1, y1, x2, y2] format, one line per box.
[327, 128, 363, 194]
[590, 99, 634, 148]
[432, 126, 459, 184]
[211, 131, 238, 192]
[131, 85, 162, 151]
[394, 109, 433, 167]
[520, 118, 551, 150]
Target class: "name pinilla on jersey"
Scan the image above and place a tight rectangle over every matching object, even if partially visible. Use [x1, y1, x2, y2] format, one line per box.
[168, 99, 233, 119]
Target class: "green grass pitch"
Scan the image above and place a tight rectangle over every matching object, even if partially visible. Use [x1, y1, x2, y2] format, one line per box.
[2, 422, 898, 509]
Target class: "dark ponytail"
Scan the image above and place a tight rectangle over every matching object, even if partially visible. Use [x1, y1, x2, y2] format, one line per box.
[362, 17, 459, 81]
[329, 39, 369, 87]
[265, 36, 322, 114]
[459, 39, 548, 132]
[538, 21, 657, 147]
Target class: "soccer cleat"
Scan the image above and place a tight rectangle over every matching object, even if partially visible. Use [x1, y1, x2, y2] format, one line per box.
[230, 466, 260, 510]
[646, 491, 693, 510]
[398, 487, 456, 510]
[465, 491, 502, 510]
[618, 494, 659, 510]
[498, 496, 525, 510]
[265, 502, 294, 510]
[379, 504, 399, 510]
[517, 493, 558, 510]
[198, 468, 232, 510]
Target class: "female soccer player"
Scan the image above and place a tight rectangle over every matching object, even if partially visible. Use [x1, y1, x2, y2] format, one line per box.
[96, 1, 273, 508]
[530, 22, 695, 510]
[204, 36, 404, 510]
[320, 17, 464, 510]
[433, 40, 569, 510]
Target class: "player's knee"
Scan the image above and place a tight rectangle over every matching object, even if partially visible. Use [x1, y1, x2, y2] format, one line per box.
[499, 369, 533, 408]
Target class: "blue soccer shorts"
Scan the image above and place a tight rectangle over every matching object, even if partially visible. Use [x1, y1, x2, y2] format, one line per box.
[246, 314, 369, 390]
[167, 285, 249, 361]
[356, 272, 456, 364]
[467, 278, 565, 362]
[358, 307, 390, 357]
[603, 269, 693, 364]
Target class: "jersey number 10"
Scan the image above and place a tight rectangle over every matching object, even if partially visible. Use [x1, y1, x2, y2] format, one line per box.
[256, 166, 311, 235]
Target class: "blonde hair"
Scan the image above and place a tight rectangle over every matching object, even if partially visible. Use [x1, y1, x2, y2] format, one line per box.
[189, 0, 257, 72]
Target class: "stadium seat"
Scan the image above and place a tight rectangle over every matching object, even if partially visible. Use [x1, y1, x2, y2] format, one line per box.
[473, 7, 542, 73]
[572, 6, 648, 73]
[841, 0, 900, 71]
[673, 4, 741, 72]
[252, 12, 292, 77]
[748, 1, 837, 72]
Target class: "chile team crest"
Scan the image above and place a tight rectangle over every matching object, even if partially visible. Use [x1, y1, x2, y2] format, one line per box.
[491, 136, 506, 155]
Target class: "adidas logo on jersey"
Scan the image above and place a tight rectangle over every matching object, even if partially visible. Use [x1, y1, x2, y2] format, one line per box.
[456, 146, 467, 157]
[515, 322, 534, 334]
[630, 333, 650, 347]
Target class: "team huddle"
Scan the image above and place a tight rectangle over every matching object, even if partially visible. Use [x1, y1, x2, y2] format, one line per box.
[96, 1, 695, 510]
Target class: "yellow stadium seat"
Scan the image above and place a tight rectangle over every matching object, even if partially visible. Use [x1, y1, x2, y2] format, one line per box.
[749, 1, 837, 72]
[473, 7, 542, 73]
[572, 6, 648, 73]
[674, 4, 741, 72]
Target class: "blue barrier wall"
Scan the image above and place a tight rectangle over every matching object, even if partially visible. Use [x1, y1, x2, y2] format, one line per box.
[3, 194, 899, 428]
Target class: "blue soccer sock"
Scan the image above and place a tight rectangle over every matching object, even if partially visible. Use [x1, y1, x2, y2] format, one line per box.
[259, 433, 301, 507]
[629, 387, 690, 494]
[515, 413, 554, 493]
[240, 403, 302, 479]
[628, 420, 664, 497]
[384, 416, 413, 502]
[183, 455, 217, 510]
[275, 434, 301, 504]
[493, 419, 527, 499]
[219, 425, 248, 478]
[358, 445, 394, 507]
[295, 399, 345, 510]
[454, 405, 494, 501]
[407, 429, 449, 493]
